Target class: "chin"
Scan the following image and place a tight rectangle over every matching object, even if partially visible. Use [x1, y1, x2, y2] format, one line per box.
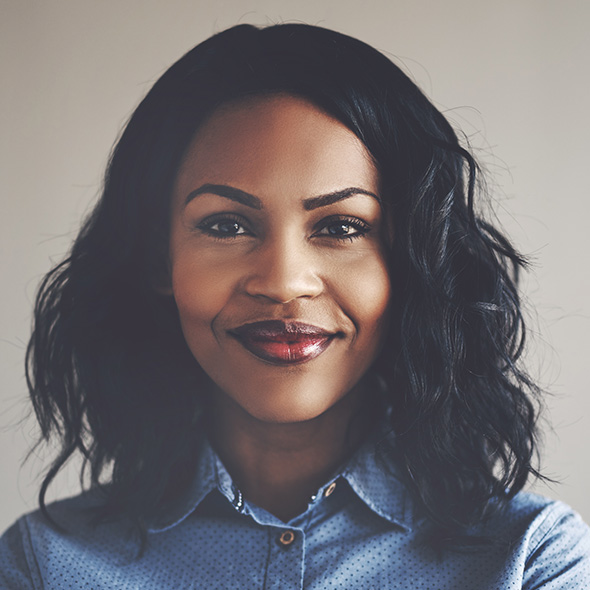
[246, 404, 331, 425]
[228, 381, 359, 425]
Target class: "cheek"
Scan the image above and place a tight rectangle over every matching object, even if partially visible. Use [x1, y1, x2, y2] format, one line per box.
[334, 250, 392, 340]
[170, 252, 233, 341]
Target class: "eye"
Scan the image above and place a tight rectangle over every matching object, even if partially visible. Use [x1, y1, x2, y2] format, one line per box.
[313, 216, 370, 241]
[196, 215, 252, 238]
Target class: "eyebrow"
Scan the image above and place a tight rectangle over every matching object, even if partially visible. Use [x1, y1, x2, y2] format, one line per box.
[184, 183, 381, 210]
[185, 184, 263, 209]
[302, 187, 381, 210]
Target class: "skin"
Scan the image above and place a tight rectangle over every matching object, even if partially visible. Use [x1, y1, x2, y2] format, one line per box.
[168, 94, 391, 521]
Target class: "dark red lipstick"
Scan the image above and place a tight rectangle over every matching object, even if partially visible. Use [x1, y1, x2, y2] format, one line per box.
[229, 320, 335, 365]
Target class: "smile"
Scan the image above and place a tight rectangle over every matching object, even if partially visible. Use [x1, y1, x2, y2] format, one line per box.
[228, 320, 336, 365]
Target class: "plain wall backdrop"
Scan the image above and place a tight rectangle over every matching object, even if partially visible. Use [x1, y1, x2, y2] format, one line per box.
[1, 0, 589, 532]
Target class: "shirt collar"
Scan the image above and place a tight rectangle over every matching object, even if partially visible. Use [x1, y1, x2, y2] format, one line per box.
[341, 429, 413, 531]
[149, 425, 413, 533]
[147, 440, 219, 532]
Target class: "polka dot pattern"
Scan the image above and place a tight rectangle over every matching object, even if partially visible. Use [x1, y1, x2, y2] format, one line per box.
[1, 435, 589, 589]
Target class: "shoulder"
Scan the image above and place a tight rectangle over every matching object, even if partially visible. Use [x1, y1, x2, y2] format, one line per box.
[0, 515, 41, 589]
[0, 492, 136, 590]
[486, 491, 590, 588]
[498, 490, 589, 545]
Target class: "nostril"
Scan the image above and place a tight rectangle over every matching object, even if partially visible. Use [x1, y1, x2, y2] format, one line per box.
[243, 264, 323, 303]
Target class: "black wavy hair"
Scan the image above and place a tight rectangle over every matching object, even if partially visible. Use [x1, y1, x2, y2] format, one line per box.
[27, 23, 542, 546]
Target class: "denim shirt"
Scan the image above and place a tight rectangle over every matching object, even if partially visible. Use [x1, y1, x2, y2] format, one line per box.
[1, 432, 589, 589]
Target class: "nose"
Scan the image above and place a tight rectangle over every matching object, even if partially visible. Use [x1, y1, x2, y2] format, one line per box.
[243, 234, 324, 303]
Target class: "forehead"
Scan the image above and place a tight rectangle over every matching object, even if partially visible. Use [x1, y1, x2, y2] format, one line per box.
[173, 94, 380, 203]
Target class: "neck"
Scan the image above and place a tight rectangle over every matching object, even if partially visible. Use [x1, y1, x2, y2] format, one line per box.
[206, 382, 376, 522]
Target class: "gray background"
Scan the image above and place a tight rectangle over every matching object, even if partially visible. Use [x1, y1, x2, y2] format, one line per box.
[1, 0, 589, 532]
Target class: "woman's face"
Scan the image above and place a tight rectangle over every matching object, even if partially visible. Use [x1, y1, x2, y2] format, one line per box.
[169, 94, 391, 423]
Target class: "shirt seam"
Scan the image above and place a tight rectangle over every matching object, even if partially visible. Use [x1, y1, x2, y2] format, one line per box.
[524, 501, 572, 566]
[262, 526, 272, 590]
[18, 517, 44, 590]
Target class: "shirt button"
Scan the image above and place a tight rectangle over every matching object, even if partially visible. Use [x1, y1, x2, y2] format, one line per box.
[324, 481, 337, 497]
[278, 530, 295, 546]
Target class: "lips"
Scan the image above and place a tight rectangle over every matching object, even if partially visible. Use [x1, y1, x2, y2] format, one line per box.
[228, 320, 336, 365]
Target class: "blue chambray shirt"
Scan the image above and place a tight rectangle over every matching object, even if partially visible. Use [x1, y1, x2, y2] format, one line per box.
[1, 432, 589, 589]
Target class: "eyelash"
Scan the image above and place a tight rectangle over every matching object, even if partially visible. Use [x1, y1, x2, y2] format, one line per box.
[195, 214, 371, 242]
[196, 214, 252, 240]
[312, 216, 371, 242]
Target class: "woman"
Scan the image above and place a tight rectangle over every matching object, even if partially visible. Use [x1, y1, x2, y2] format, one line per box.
[1, 23, 588, 589]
